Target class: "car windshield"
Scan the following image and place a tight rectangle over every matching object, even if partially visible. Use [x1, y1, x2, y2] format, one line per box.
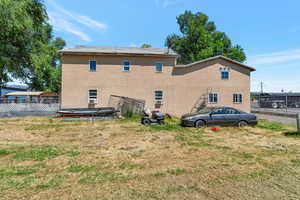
[197, 107, 214, 114]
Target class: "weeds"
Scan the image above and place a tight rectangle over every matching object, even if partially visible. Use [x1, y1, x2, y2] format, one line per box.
[78, 171, 132, 184]
[256, 120, 287, 131]
[119, 162, 143, 170]
[36, 175, 67, 190]
[67, 150, 81, 157]
[167, 168, 186, 175]
[152, 172, 167, 177]
[12, 146, 62, 161]
[284, 131, 300, 138]
[291, 159, 300, 166]
[67, 164, 94, 173]
[0, 146, 24, 156]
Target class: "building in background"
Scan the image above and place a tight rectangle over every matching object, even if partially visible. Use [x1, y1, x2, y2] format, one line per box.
[0, 83, 28, 97]
[3, 92, 58, 104]
[252, 92, 300, 108]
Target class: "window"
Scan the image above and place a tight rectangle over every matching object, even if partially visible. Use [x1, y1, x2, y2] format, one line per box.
[221, 71, 229, 80]
[89, 60, 97, 71]
[155, 63, 163, 72]
[225, 108, 240, 114]
[154, 90, 163, 104]
[88, 90, 97, 104]
[208, 93, 218, 104]
[123, 61, 131, 72]
[233, 94, 243, 103]
[212, 107, 226, 114]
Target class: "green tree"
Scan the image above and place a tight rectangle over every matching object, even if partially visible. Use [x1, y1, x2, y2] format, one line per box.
[165, 11, 246, 64]
[0, 0, 66, 93]
[141, 44, 152, 48]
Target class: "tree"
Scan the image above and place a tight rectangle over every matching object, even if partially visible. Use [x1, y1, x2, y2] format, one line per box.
[141, 44, 152, 48]
[0, 0, 66, 93]
[165, 11, 246, 64]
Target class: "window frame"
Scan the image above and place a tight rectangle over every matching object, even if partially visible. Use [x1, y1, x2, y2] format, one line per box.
[208, 93, 218, 104]
[233, 93, 243, 104]
[123, 60, 131, 72]
[155, 62, 163, 73]
[89, 60, 97, 72]
[88, 89, 98, 104]
[221, 71, 229, 80]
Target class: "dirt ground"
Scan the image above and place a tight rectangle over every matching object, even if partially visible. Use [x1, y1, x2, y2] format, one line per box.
[0, 116, 300, 200]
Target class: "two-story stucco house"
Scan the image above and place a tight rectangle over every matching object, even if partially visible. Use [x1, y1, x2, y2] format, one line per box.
[59, 46, 255, 116]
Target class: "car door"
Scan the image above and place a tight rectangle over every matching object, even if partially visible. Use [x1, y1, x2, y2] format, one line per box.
[207, 108, 227, 126]
[223, 108, 241, 126]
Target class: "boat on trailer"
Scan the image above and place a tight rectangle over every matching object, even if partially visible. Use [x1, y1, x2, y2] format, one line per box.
[57, 107, 119, 117]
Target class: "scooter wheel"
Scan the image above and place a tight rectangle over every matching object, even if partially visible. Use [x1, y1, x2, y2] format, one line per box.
[142, 119, 151, 125]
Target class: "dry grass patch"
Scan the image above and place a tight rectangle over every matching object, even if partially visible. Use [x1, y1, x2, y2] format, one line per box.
[0, 116, 300, 199]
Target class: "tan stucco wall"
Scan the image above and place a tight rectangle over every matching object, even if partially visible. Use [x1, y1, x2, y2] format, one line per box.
[61, 54, 251, 116]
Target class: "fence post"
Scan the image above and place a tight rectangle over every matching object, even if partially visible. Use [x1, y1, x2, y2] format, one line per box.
[297, 114, 300, 134]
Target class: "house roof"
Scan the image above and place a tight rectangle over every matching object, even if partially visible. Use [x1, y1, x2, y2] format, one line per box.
[4, 92, 57, 96]
[59, 46, 178, 57]
[175, 55, 256, 72]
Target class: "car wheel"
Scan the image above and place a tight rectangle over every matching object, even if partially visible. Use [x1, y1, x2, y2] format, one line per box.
[238, 121, 248, 128]
[142, 118, 151, 125]
[195, 120, 205, 128]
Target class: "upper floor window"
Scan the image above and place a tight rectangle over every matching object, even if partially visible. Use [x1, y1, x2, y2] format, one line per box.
[89, 60, 97, 71]
[88, 89, 98, 104]
[221, 71, 229, 80]
[123, 61, 131, 72]
[233, 94, 243, 104]
[155, 63, 163, 72]
[208, 93, 218, 104]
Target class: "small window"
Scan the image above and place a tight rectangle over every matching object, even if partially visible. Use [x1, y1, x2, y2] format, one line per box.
[233, 94, 243, 103]
[89, 60, 97, 71]
[155, 63, 163, 72]
[154, 90, 163, 105]
[88, 90, 97, 104]
[123, 61, 131, 72]
[208, 93, 218, 104]
[221, 71, 229, 80]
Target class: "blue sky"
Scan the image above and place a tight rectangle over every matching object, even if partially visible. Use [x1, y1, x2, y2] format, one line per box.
[45, 0, 300, 92]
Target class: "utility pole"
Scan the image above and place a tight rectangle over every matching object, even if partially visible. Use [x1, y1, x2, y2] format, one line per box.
[297, 114, 300, 135]
[259, 82, 264, 108]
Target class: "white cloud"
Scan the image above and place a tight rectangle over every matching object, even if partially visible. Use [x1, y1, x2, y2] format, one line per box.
[48, 12, 91, 42]
[248, 49, 300, 66]
[46, 0, 107, 41]
[129, 43, 138, 47]
[155, 0, 182, 8]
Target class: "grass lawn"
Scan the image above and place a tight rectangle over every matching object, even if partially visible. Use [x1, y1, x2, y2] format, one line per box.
[0, 116, 300, 199]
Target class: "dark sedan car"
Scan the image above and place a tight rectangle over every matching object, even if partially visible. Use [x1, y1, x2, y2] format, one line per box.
[181, 107, 257, 128]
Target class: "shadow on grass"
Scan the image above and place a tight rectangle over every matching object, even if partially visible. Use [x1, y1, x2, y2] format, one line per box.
[283, 131, 300, 138]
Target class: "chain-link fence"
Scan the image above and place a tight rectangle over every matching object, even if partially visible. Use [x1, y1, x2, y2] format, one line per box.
[0, 97, 60, 117]
[108, 95, 145, 116]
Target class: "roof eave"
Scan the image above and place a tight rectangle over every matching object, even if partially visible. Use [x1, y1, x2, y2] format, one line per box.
[58, 51, 178, 57]
[175, 56, 256, 72]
